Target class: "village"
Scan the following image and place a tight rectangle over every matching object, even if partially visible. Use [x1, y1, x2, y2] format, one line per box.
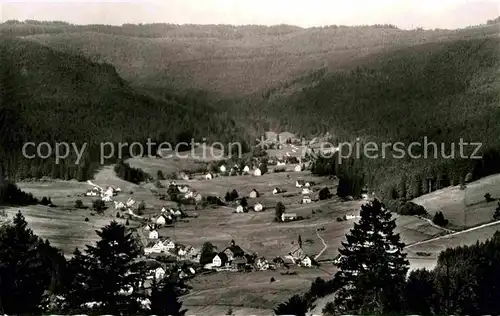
[76, 133, 356, 290]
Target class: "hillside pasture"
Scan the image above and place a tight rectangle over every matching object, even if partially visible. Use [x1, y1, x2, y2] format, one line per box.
[412, 173, 500, 228]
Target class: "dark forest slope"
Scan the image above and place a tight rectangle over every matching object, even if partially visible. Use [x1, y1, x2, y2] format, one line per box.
[0, 37, 251, 180]
[268, 36, 500, 199]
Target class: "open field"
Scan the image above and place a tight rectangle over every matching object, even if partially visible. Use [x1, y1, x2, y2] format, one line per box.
[8, 161, 457, 313]
[412, 173, 500, 228]
[182, 265, 337, 313]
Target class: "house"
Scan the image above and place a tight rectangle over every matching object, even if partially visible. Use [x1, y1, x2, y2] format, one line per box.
[294, 164, 302, 172]
[102, 195, 112, 202]
[184, 191, 194, 199]
[232, 256, 248, 270]
[254, 203, 264, 212]
[161, 207, 168, 213]
[103, 187, 114, 197]
[219, 165, 227, 173]
[163, 240, 176, 251]
[177, 185, 190, 193]
[290, 247, 306, 261]
[277, 160, 286, 166]
[296, 180, 305, 188]
[155, 214, 172, 226]
[304, 181, 311, 187]
[223, 242, 245, 262]
[144, 241, 165, 254]
[255, 257, 269, 270]
[114, 201, 126, 210]
[242, 165, 250, 174]
[153, 267, 166, 280]
[235, 205, 244, 213]
[144, 224, 154, 231]
[212, 253, 228, 267]
[173, 209, 183, 217]
[272, 188, 281, 195]
[249, 189, 259, 199]
[193, 193, 203, 202]
[205, 173, 213, 180]
[302, 188, 311, 195]
[254, 168, 262, 177]
[86, 187, 101, 197]
[126, 198, 136, 207]
[148, 230, 159, 240]
[302, 196, 312, 204]
[301, 256, 312, 268]
[281, 213, 297, 222]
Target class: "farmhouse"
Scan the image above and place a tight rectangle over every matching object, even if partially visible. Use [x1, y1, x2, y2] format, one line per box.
[114, 201, 126, 210]
[193, 193, 203, 202]
[205, 172, 213, 180]
[255, 257, 269, 270]
[272, 187, 282, 195]
[148, 230, 159, 240]
[302, 187, 311, 195]
[277, 160, 286, 166]
[254, 203, 264, 212]
[242, 165, 250, 174]
[211, 253, 228, 267]
[86, 187, 101, 197]
[281, 213, 297, 222]
[235, 205, 244, 213]
[254, 168, 262, 177]
[102, 195, 112, 202]
[126, 198, 136, 207]
[294, 165, 302, 172]
[296, 180, 305, 188]
[177, 185, 190, 193]
[301, 256, 312, 268]
[249, 189, 260, 198]
[302, 196, 312, 204]
[219, 165, 227, 173]
[223, 241, 245, 261]
[155, 214, 172, 226]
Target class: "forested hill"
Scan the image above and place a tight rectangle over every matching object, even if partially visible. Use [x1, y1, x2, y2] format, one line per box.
[0, 37, 252, 180]
[274, 36, 500, 199]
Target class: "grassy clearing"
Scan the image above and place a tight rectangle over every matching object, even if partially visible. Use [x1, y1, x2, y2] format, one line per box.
[412, 173, 500, 229]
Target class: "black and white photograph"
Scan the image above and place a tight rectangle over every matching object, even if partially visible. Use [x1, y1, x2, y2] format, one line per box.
[0, 0, 499, 314]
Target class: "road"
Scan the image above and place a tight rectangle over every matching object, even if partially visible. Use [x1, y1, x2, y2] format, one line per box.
[404, 219, 500, 249]
[314, 229, 328, 260]
[415, 215, 456, 234]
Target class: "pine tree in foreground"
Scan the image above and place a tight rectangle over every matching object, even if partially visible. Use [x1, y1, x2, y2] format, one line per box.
[150, 276, 187, 316]
[273, 294, 311, 316]
[332, 199, 409, 314]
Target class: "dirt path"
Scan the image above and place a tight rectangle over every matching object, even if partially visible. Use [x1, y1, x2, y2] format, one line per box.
[405, 219, 500, 249]
[415, 215, 456, 234]
[314, 229, 328, 260]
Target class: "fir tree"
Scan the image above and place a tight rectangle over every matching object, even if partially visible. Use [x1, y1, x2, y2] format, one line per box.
[273, 294, 311, 316]
[67, 221, 146, 314]
[494, 202, 500, 220]
[0, 211, 59, 314]
[150, 277, 187, 316]
[332, 199, 409, 314]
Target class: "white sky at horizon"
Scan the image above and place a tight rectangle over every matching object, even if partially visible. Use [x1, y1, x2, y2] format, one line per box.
[0, 0, 499, 29]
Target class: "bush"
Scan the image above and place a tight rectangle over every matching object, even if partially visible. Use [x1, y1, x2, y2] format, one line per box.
[485, 193, 495, 202]
[336, 217, 344, 222]
[92, 200, 106, 213]
[75, 199, 84, 209]
[432, 211, 448, 226]
[319, 187, 332, 200]
[116, 212, 121, 218]
[84, 217, 89, 222]
[157, 170, 165, 180]
[137, 201, 146, 215]
[399, 202, 427, 216]
[125, 219, 130, 226]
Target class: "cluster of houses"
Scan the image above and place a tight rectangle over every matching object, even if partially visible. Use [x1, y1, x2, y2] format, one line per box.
[205, 240, 315, 273]
[150, 207, 187, 226]
[143, 226, 201, 262]
[85, 181, 121, 202]
[167, 182, 203, 203]
[205, 163, 261, 179]
[296, 179, 314, 204]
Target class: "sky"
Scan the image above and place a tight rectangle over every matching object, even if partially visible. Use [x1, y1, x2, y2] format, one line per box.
[0, 0, 499, 29]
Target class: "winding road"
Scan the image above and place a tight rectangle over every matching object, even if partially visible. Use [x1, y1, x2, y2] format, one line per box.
[314, 229, 328, 260]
